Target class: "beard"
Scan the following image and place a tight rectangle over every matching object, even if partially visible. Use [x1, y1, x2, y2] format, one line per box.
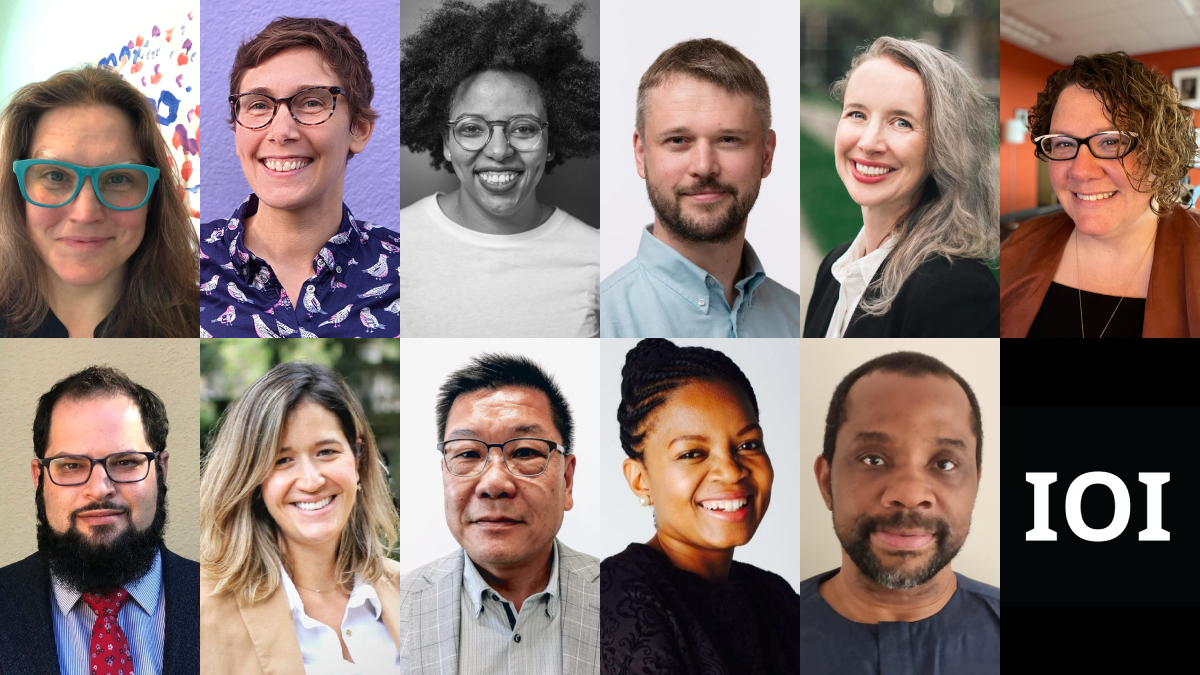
[835, 509, 965, 590]
[36, 467, 168, 594]
[646, 173, 760, 244]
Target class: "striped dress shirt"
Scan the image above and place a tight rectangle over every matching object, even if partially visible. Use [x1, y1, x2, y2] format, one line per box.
[51, 550, 166, 675]
[458, 542, 562, 675]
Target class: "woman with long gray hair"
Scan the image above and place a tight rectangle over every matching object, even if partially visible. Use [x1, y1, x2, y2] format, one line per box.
[804, 37, 999, 337]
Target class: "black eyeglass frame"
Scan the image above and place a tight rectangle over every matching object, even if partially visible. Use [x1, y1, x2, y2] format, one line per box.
[229, 86, 347, 130]
[445, 115, 551, 152]
[436, 437, 570, 478]
[36, 451, 161, 486]
[1033, 130, 1140, 161]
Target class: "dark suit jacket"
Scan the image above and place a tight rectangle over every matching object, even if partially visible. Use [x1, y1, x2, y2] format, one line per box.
[0, 546, 200, 675]
[804, 241, 999, 337]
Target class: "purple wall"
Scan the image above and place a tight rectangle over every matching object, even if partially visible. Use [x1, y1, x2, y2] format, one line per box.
[200, 0, 400, 228]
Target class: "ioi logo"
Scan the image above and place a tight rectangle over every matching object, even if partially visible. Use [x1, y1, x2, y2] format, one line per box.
[1026, 472, 1170, 542]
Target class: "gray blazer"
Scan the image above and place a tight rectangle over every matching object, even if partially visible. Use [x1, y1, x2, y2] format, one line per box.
[397, 539, 600, 675]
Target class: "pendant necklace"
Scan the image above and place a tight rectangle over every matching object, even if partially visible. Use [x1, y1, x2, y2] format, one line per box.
[1076, 224, 1155, 338]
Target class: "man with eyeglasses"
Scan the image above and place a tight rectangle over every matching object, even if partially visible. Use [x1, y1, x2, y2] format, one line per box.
[0, 366, 199, 675]
[397, 353, 599, 675]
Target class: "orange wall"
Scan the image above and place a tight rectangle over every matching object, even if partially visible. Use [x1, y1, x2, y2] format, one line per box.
[1130, 46, 1200, 191]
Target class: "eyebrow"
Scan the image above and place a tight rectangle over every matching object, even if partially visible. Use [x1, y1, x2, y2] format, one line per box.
[29, 150, 142, 164]
[843, 102, 920, 119]
[445, 423, 548, 441]
[1047, 127, 1115, 137]
[278, 438, 344, 453]
[656, 126, 751, 139]
[851, 431, 969, 453]
[669, 422, 762, 446]
[242, 85, 331, 97]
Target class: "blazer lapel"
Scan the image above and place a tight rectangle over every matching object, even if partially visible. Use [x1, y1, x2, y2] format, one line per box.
[409, 551, 463, 675]
[160, 547, 200, 675]
[556, 542, 600, 675]
[236, 586, 306, 675]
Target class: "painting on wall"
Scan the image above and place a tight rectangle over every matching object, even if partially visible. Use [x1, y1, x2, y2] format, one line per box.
[1172, 66, 1200, 109]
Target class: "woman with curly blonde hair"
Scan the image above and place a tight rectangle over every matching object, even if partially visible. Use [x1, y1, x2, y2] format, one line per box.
[1001, 52, 1200, 337]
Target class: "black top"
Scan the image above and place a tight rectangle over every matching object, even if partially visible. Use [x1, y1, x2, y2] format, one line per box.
[0, 309, 110, 337]
[600, 543, 799, 675]
[1026, 281, 1145, 338]
[804, 240, 999, 337]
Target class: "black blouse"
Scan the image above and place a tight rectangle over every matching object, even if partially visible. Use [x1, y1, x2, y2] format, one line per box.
[0, 309, 109, 337]
[1026, 282, 1145, 338]
[600, 543, 799, 675]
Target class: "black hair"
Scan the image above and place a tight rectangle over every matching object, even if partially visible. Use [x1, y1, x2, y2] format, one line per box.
[436, 353, 574, 451]
[399, 0, 600, 174]
[823, 351, 983, 468]
[33, 366, 169, 459]
[617, 338, 759, 460]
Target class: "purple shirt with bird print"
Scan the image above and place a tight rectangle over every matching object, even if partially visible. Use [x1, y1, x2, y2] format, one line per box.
[199, 194, 399, 337]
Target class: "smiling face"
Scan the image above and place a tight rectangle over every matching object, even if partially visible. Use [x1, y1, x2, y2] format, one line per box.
[261, 400, 359, 552]
[818, 371, 979, 590]
[441, 386, 575, 572]
[234, 47, 370, 215]
[1047, 84, 1156, 238]
[835, 57, 929, 220]
[24, 105, 148, 289]
[635, 75, 775, 244]
[631, 379, 773, 553]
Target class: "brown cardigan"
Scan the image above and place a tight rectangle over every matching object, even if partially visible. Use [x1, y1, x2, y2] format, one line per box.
[1000, 207, 1200, 337]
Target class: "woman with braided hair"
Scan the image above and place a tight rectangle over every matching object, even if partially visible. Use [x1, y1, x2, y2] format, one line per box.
[600, 338, 799, 675]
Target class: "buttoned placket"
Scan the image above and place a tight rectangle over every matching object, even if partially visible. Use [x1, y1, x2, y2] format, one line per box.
[478, 589, 557, 675]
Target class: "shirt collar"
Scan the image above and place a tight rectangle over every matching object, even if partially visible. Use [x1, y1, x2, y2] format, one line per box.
[462, 540, 560, 618]
[633, 226, 769, 312]
[831, 227, 896, 289]
[278, 558, 382, 627]
[221, 194, 365, 283]
[51, 548, 162, 618]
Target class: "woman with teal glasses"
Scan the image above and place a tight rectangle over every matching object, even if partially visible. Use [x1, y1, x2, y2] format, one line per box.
[0, 65, 199, 337]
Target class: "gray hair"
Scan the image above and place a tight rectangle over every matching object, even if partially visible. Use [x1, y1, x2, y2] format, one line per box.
[831, 37, 998, 316]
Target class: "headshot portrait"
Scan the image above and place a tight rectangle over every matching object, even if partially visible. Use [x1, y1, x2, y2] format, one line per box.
[596, 338, 800, 674]
[599, 0, 801, 338]
[199, 6, 400, 338]
[397, 338, 602, 674]
[399, 0, 601, 338]
[798, 340, 999, 674]
[0, 340, 201, 675]
[198, 340, 402, 674]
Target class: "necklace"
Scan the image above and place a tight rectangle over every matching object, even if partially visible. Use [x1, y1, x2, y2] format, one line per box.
[1075, 224, 1155, 338]
[293, 581, 337, 594]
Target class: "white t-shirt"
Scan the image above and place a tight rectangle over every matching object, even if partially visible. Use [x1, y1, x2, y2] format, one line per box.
[399, 194, 599, 337]
[826, 227, 896, 338]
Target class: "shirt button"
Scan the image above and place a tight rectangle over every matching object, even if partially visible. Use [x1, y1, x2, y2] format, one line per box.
[698, 299, 706, 307]
[513, 634, 521, 643]
[706, 277, 715, 286]
[344, 628, 352, 637]
[335, 266, 342, 273]
[307, 285, 315, 293]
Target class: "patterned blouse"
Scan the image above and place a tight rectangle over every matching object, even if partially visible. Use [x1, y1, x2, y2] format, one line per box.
[199, 195, 399, 337]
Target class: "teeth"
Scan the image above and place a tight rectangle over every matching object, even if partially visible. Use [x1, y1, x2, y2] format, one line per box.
[294, 496, 332, 511]
[479, 171, 518, 185]
[265, 159, 311, 172]
[700, 498, 748, 512]
[1076, 191, 1115, 201]
[855, 162, 894, 176]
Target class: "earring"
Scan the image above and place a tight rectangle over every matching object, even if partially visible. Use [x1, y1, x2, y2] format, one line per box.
[638, 495, 649, 507]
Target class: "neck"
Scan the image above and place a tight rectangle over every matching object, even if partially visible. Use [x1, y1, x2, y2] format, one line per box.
[821, 552, 957, 623]
[442, 189, 546, 235]
[859, 202, 909, 256]
[42, 264, 125, 338]
[468, 542, 553, 613]
[279, 536, 340, 593]
[651, 220, 746, 308]
[243, 189, 345, 267]
[648, 533, 734, 584]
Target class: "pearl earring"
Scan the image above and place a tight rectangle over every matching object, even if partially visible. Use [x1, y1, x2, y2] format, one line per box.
[638, 495, 649, 507]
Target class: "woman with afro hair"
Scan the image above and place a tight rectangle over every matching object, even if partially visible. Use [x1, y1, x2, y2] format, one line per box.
[399, 0, 601, 337]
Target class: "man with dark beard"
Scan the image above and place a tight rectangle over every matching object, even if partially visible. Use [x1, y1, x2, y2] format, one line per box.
[600, 38, 800, 338]
[802, 351, 999, 675]
[0, 366, 199, 675]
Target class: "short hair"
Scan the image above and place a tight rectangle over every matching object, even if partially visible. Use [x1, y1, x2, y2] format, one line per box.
[637, 38, 771, 139]
[200, 362, 399, 602]
[436, 353, 574, 452]
[617, 338, 759, 460]
[1028, 51, 1196, 214]
[399, 0, 600, 174]
[823, 351, 983, 469]
[33, 366, 169, 459]
[228, 17, 378, 156]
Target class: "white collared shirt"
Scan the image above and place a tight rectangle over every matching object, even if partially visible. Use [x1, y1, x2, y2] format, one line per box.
[278, 561, 401, 675]
[826, 228, 897, 338]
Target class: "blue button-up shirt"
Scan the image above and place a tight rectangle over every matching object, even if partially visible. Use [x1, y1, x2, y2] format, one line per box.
[199, 195, 399, 337]
[600, 226, 801, 337]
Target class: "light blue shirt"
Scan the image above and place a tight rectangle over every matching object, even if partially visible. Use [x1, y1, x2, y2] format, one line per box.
[51, 549, 165, 675]
[600, 226, 801, 337]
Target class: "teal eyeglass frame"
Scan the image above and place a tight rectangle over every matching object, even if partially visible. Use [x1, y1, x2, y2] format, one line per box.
[13, 159, 161, 210]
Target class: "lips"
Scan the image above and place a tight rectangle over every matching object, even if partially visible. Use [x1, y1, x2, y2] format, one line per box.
[474, 168, 523, 193]
[75, 508, 127, 525]
[472, 515, 524, 528]
[1074, 191, 1116, 202]
[261, 157, 313, 174]
[58, 236, 111, 251]
[850, 159, 896, 183]
[873, 529, 934, 550]
[291, 494, 335, 513]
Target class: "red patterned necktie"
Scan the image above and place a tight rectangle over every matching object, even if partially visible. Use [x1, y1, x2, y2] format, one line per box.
[82, 589, 135, 675]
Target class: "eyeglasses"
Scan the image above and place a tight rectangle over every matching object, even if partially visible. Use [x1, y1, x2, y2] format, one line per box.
[446, 115, 549, 152]
[1033, 131, 1139, 161]
[229, 86, 347, 129]
[437, 437, 569, 478]
[13, 160, 160, 210]
[36, 451, 160, 487]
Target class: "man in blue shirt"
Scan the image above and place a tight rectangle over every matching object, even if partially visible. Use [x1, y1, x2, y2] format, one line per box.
[802, 352, 999, 675]
[600, 39, 800, 337]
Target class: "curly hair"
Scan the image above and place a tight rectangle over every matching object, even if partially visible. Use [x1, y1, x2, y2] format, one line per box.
[1028, 52, 1197, 215]
[400, 0, 599, 173]
[617, 338, 759, 460]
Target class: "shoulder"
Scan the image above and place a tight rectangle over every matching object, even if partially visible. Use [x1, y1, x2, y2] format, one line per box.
[0, 552, 46, 586]
[901, 254, 997, 292]
[600, 257, 645, 296]
[550, 209, 600, 242]
[162, 546, 200, 575]
[955, 573, 1000, 605]
[398, 548, 464, 592]
[557, 539, 601, 582]
[755, 275, 802, 304]
[398, 194, 440, 220]
[600, 544, 664, 591]
[731, 560, 799, 597]
[798, 569, 838, 603]
[1001, 211, 1073, 256]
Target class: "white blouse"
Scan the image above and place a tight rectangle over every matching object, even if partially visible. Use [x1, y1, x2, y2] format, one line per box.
[826, 228, 896, 338]
[278, 561, 401, 674]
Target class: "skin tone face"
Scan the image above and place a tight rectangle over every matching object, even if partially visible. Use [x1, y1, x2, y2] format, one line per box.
[441, 70, 550, 234]
[442, 386, 575, 607]
[835, 57, 929, 249]
[624, 379, 772, 584]
[30, 395, 166, 542]
[814, 371, 979, 622]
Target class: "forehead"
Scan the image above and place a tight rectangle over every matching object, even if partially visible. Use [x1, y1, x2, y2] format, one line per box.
[29, 105, 140, 164]
[649, 380, 756, 433]
[840, 371, 974, 452]
[643, 74, 761, 134]
[844, 57, 925, 118]
[46, 394, 147, 454]
[1049, 84, 1115, 134]
[450, 70, 545, 118]
[281, 400, 346, 440]
[239, 46, 341, 94]
[445, 386, 557, 441]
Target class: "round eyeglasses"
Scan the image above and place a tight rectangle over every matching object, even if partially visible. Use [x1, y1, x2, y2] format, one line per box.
[1033, 131, 1139, 161]
[36, 451, 160, 487]
[438, 438, 569, 478]
[13, 160, 160, 210]
[230, 86, 346, 130]
[447, 115, 549, 152]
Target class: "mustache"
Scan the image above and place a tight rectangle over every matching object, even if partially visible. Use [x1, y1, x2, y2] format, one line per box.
[853, 510, 952, 541]
[675, 176, 737, 198]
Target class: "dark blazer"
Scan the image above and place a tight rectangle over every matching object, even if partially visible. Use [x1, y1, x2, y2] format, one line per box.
[0, 546, 200, 675]
[804, 241, 999, 337]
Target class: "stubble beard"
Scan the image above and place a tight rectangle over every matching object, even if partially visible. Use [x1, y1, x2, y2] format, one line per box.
[834, 508, 966, 590]
[646, 173, 760, 245]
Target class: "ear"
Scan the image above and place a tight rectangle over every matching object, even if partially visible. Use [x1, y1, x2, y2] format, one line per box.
[349, 116, 375, 155]
[760, 128, 777, 179]
[633, 130, 647, 180]
[31, 459, 41, 489]
[158, 450, 169, 481]
[562, 453, 576, 512]
[622, 457, 651, 504]
[814, 454, 833, 511]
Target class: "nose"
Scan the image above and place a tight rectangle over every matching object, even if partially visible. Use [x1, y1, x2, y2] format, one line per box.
[482, 123, 515, 161]
[476, 447, 517, 499]
[263, 102, 302, 143]
[879, 462, 936, 511]
[81, 459, 117, 502]
[67, 177, 105, 223]
[856, 121, 887, 154]
[688, 139, 719, 178]
[1066, 143, 1105, 181]
[295, 455, 326, 492]
[708, 447, 750, 483]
